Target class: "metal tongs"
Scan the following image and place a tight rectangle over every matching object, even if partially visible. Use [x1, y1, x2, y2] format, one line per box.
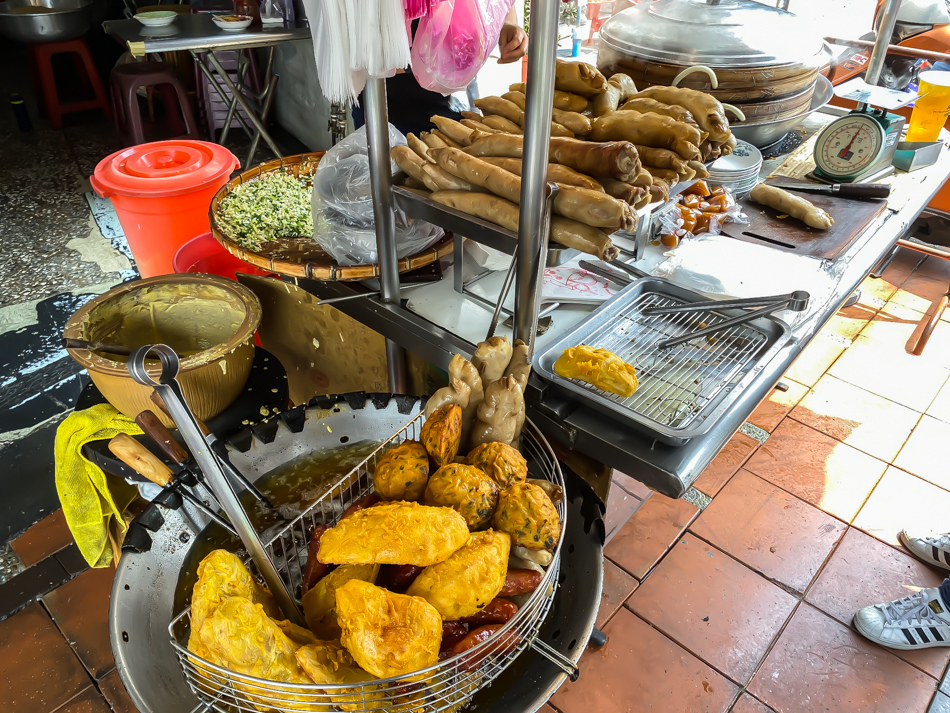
[126, 344, 305, 625]
[642, 291, 811, 350]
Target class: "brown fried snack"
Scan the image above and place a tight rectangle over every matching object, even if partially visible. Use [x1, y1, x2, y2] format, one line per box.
[424, 463, 500, 530]
[302, 564, 380, 639]
[492, 482, 561, 552]
[373, 441, 430, 502]
[467, 442, 528, 489]
[420, 403, 463, 467]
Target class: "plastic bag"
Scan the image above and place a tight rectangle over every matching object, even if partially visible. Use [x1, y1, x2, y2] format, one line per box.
[311, 125, 444, 266]
[656, 183, 748, 247]
[411, 0, 515, 95]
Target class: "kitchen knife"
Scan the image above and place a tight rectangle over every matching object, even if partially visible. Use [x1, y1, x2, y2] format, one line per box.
[767, 182, 891, 200]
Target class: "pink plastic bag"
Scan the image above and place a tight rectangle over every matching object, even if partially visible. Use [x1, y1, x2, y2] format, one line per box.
[410, 0, 515, 95]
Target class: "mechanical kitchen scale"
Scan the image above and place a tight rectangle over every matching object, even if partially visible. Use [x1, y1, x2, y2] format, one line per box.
[810, 106, 905, 184]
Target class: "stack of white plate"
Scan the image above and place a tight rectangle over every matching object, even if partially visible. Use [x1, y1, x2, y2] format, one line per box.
[707, 140, 762, 197]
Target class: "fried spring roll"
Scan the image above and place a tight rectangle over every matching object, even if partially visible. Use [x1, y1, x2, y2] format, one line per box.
[633, 85, 731, 142]
[480, 115, 523, 134]
[750, 183, 834, 230]
[601, 179, 648, 206]
[407, 133, 433, 163]
[551, 106, 592, 136]
[633, 145, 689, 173]
[431, 115, 474, 147]
[631, 166, 653, 187]
[592, 83, 622, 117]
[555, 59, 608, 97]
[421, 131, 448, 151]
[687, 160, 710, 179]
[474, 96, 524, 126]
[430, 190, 619, 261]
[619, 97, 699, 128]
[460, 118, 499, 135]
[480, 157, 604, 192]
[509, 82, 590, 113]
[590, 111, 703, 161]
[608, 73, 637, 101]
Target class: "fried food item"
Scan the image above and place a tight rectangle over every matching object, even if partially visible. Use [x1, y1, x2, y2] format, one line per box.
[406, 133, 433, 163]
[432, 129, 463, 148]
[552, 106, 592, 137]
[460, 118, 497, 136]
[318, 501, 469, 566]
[302, 564, 380, 639]
[510, 82, 589, 112]
[421, 131, 449, 151]
[373, 441, 430, 502]
[504, 338, 530, 392]
[428, 354, 484, 448]
[592, 82, 621, 117]
[335, 579, 442, 678]
[555, 344, 639, 397]
[464, 133, 641, 182]
[633, 145, 689, 173]
[470, 375, 526, 448]
[619, 97, 699, 128]
[480, 157, 604, 192]
[429, 190, 619, 261]
[406, 530, 510, 620]
[478, 114, 523, 134]
[645, 165, 682, 183]
[555, 59, 608, 97]
[296, 640, 380, 710]
[609, 73, 638, 100]
[391, 145, 474, 193]
[474, 96, 524, 126]
[750, 183, 834, 230]
[420, 403, 463, 467]
[601, 179, 648, 206]
[421, 378, 470, 452]
[633, 85, 731, 142]
[431, 147, 634, 231]
[590, 111, 703, 160]
[493, 482, 561, 551]
[430, 115, 475, 146]
[472, 335, 512, 386]
[467, 442, 528, 489]
[424, 463, 499, 530]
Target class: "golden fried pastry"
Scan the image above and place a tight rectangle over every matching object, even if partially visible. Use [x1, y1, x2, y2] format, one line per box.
[467, 442, 528, 489]
[277, 620, 319, 647]
[420, 403, 462, 467]
[296, 640, 381, 711]
[504, 339, 531, 393]
[426, 353, 484, 449]
[493, 482, 561, 551]
[406, 530, 510, 620]
[373, 441, 430, 502]
[750, 183, 834, 230]
[302, 564, 380, 639]
[335, 579, 442, 678]
[470, 375, 526, 448]
[472, 336, 513, 386]
[424, 463, 500, 530]
[554, 345, 639, 398]
[318, 501, 469, 566]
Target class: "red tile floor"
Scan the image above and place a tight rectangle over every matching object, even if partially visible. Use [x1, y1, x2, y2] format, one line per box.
[4, 249, 950, 713]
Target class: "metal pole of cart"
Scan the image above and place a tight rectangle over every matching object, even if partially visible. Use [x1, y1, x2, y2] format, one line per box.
[364, 77, 409, 393]
[858, 0, 903, 111]
[514, 0, 560, 349]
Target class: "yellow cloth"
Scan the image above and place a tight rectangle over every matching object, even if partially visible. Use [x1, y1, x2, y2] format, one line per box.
[55, 404, 142, 568]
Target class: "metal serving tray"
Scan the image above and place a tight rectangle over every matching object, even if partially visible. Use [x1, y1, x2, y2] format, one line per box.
[534, 277, 792, 446]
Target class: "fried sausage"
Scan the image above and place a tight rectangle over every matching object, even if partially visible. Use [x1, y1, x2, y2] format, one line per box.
[480, 114, 523, 134]
[555, 59, 608, 97]
[340, 493, 381, 520]
[461, 598, 518, 626]
[432, 147, 633, 230]
[499, 568, 543, 597]
[601, 179, 648, 206]
[590, 111, 704, 160]
[407, 133, 433, 163]
[465, 133, 640, 181]
[431, 115, 474, 146]
[430, 190, 619, 261]
[609, 73, 637, 101]
[440, 622, 469, 655]
[750, 183, 834, 230]
[509, 82, 589, 112]
[633, 85, 731, 142]
[619, 97, 699, 128]
[474, 96, 524, 126]
[633, 145, 689, 173]
[376, 564, 424, 592]
[481, 157, 604, 192]
[592, 83, 622, 118]
[302, 525, 332, 594]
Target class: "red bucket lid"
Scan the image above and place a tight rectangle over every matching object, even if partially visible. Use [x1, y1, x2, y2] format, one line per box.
[91, 140, 239, 199]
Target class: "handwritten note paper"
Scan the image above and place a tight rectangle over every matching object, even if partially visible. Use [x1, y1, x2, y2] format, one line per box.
[542, 266, 617, 304]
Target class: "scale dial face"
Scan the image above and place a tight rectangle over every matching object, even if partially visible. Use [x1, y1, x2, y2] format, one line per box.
[815, 114, 887, 179]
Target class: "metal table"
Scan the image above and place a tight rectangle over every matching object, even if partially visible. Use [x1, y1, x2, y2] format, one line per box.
[289, 108, 950, 499]
[102, 15, 312, 163]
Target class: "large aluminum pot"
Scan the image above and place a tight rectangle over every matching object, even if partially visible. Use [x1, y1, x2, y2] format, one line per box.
[0, 0, 93, 43]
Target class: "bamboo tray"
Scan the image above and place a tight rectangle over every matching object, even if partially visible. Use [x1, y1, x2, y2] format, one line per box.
[209, 152, 452, 281]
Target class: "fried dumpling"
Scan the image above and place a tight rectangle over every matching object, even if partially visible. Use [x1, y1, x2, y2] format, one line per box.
[302, 564, 380, 639]
[295, 640, 381, 711]
[470, 376, 525, 448]
[492, 482, 561, 551]
[467, 442, 528, 489]
[420, 403, 463, 467]
[406, 530, 510, 620]
[335, 579, 442, 678]
[424, 463, 499, 530]
[425, 355, 484, 448]
[472, 336, 513, 386]
[318, 501, 469, 567]
[373, 441, 430, 502]
[554, 344, 638, 397]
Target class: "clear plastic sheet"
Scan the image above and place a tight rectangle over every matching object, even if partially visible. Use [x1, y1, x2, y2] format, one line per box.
[311, 125, 445, 266]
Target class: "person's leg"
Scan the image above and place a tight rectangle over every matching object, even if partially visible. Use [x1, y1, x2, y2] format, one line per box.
[854, 579, 950, 650]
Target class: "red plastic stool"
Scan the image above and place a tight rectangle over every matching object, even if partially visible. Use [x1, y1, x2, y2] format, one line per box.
[110, 62, 200, 146]
[30, 39, 112, 129]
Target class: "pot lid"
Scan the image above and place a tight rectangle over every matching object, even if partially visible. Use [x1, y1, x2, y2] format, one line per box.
[92, 140, 238, 198]
[599, 0, 827, 69]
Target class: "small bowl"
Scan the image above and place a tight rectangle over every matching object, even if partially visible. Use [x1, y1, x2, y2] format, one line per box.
[134, 10, 176, 26]
[212, 13, 252, 30]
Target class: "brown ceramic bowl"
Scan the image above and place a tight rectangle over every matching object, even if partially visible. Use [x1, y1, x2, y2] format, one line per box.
[64, 274, 262, 425]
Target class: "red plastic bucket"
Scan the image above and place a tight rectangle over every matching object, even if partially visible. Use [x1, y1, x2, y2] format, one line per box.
[91, 140, 239, 278]
[173, 232, 270, 279]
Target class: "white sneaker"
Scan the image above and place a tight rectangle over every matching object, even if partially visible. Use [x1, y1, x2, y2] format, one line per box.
[854, 587, 950, 650]
[900, 529, 950, 571]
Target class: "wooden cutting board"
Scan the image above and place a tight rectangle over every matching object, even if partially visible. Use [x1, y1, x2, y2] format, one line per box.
[726, 177, 888, 261]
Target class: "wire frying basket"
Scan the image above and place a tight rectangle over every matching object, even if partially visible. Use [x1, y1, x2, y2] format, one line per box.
[168, 412, 571, 713]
